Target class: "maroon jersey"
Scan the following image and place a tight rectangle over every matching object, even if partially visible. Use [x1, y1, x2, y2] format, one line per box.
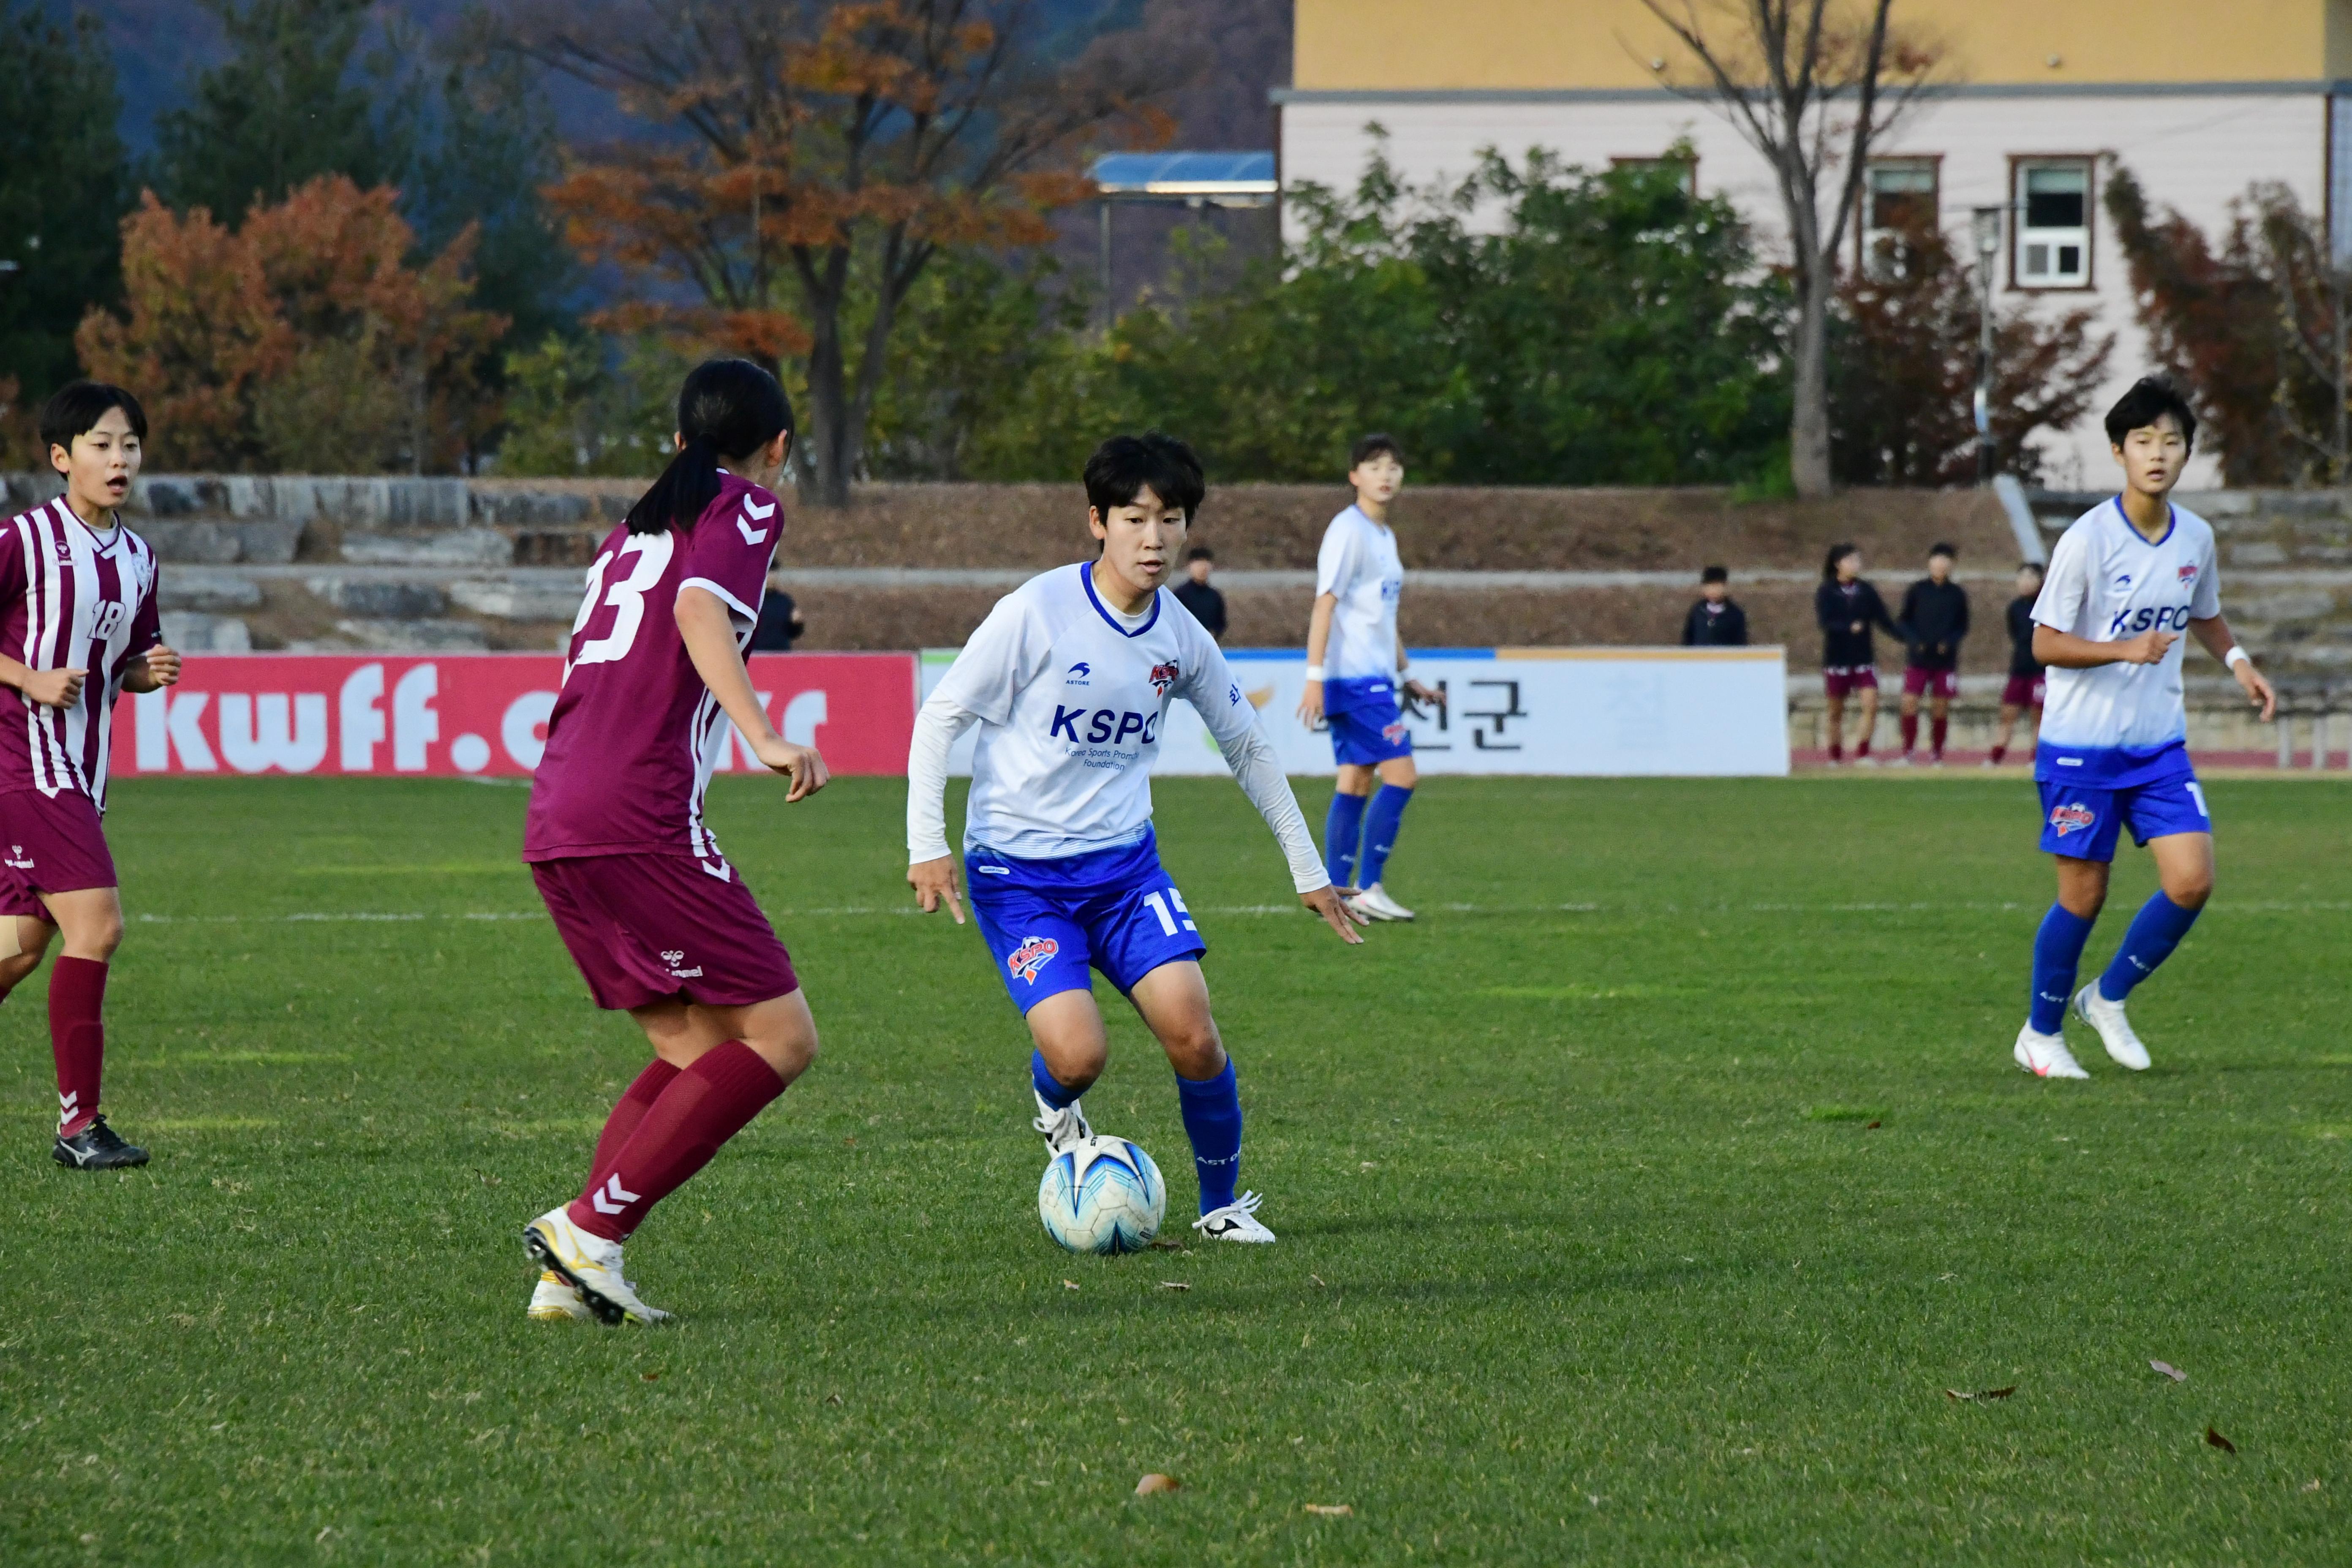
[0, 500, 162, 809]
[524, 474, 780, 866]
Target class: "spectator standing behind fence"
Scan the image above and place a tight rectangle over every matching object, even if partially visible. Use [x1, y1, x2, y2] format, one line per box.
[1816, 544, 1900, 766]
[1895, 543, 1969, 766]
[1988, 561, 2048, 767]
[750, 566, 803, 652]
[1173, 546, 1227, 642]
[1681, 566, 1748, 646]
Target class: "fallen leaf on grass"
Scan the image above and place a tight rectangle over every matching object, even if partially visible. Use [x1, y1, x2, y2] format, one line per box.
[1944, 1386, 2017, 1402]
[1135, 1473, 1180, 1495]
[822, 1393, 842, 1406]
[1865, 1120, 1882, 1130]
[1157, 1281, 1191, 1291]
[1062, 1279, 1080, 1291]
[1309, 1274, 1327, 1288]
[640, 1372, 661, 1382]
[1303, 1503, 1353, 1517]
[2151, 1360, 2187, 1383]
[2207, 1426, 2237, 1454]
[1148, 1238, 1185, 1251]
[2302, 1478, 2322, 1492]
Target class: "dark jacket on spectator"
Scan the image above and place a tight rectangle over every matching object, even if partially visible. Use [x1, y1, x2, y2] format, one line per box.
[1681, 597, 1749, 646]
[2007, 595, 2044, 679]
[1816, 579, 1899, 670]
[1897, 577, 1970, 671]
[751, 588, 801, 652]
[1172, 577, 1227, 641]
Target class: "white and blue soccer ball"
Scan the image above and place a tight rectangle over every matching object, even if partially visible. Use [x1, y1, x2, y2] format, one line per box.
[1038, 1135, 1165, 1254]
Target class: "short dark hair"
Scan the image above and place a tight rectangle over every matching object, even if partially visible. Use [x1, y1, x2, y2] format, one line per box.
[1823, 542, 1860, 582]
[1350, 432, 1404, 470]
[1084, 431, 1206, 521]
[1187, 545, 1213, 562]
[2020, 559, 2046, 577]
[2104, 375, 2198, 450]
[1929, 541, 1957, 560]
[1700, 564, 1728, 584]
[41, 381, 147, 458]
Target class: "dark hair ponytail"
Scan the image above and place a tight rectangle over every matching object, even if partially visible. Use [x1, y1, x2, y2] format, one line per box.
[625, 358, 794, 535]
[1822, 542, 1859, 582]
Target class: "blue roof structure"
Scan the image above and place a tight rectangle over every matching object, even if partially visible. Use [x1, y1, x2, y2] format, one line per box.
[1090, 151, 1277, 202]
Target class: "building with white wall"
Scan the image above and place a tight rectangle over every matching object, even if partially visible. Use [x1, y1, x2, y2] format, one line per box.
[1276, 0, 2352, 486]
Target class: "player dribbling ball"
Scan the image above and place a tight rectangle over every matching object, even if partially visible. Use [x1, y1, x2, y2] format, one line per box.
[907, 433, 1366, 1245]
[518, 359, 829, 1324]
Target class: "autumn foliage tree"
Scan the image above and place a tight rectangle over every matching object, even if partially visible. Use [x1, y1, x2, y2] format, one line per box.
[504, 0, 1165, 504]
[76, 177, 506, 473]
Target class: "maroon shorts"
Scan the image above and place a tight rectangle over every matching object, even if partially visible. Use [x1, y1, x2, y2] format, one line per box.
[1822, 666, 1878, 699]
[1903, 667, 1958, 699]
[531, 853, 799, 1012]
[0, 788, 117, 919]
[2002, 675, 2046, 708]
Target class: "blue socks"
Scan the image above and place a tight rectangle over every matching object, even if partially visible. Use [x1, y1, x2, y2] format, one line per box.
[2029, 903, 2095, 1034]
[1174, 1060, 1242, 1214]
[1361, 785, 1413, 888]
[1031, 1050, 1080, 1110]
[2099, 892, 2202, 1002]
[1323, 791, 1367, 887]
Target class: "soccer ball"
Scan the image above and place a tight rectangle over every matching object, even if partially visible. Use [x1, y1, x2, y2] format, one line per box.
[1037, 1136, 1165, 1254]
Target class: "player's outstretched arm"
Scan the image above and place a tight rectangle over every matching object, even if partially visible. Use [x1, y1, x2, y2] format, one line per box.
[677, 585, 828, 800]
[2189, 615, 2276, 722]
[1211, 716, 1365, 945]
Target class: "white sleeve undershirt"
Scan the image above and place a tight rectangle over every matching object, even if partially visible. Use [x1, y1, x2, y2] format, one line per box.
[905, 688, 976, 865]
[1216, 719, 1332, 896]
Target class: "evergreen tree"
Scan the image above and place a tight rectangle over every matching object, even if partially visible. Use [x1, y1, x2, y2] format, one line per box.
[0, 2, 131, 408]
[150, 0, 385, 221]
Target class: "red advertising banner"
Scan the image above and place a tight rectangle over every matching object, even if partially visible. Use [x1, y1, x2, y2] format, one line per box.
[110, 653, 919, 779]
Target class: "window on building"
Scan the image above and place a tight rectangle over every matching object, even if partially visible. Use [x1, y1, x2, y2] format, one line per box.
[2014, 160, 2092, 287]
[1610, 155, 1698, 196]
[1859, 161, 1938, 277]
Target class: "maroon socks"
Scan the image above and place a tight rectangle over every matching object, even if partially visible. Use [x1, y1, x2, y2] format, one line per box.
[1899, 712, 1919, 753]
[1990, 742, 2008, 765]
[569, 1041, 784, 1241]
[588, 1057, 681, 1191]
[1930, 716, 1949, 758]
[50, 956, 107, 1137]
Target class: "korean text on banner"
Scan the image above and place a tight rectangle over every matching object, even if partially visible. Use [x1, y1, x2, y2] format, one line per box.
[113, 653, 919, 779]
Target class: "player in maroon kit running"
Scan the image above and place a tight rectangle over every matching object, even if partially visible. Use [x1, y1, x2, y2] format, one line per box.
[0, 382, 179, 1169]
[520, 359, 828, 1326]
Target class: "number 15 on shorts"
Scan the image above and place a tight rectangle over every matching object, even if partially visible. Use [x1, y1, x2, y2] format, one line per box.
[1142, 886, 1195, 936]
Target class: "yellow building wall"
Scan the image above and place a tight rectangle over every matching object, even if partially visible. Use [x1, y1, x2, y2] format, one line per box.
[1295, 0, 2351, 91]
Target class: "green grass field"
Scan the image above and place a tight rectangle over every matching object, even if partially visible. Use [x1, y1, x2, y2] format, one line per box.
[4, 772, 2351, 1565]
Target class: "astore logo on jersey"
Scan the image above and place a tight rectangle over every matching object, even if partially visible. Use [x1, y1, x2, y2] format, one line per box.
[1049, 706, 1160, 747]
[1007, 935, 1059, 983]
[1065, 662, 1091, 686]
[2048, 803, 2096, 837]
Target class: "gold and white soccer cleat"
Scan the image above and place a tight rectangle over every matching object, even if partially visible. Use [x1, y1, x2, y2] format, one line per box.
[2014, 1023, 2090, 1080]
[523, 1207, 671, 1325]
[1192, 1190, 1277, 1244]
[527, 1269, 593, 1323]
[1347, 883, 1416, 922]
[2073, 984, 2152, 1071]
[1032, 1089, 1092, 1154]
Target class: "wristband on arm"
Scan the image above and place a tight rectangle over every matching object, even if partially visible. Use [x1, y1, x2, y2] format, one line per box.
[1305, 664, 1325, 682]
[2225, 645, 2251, 670]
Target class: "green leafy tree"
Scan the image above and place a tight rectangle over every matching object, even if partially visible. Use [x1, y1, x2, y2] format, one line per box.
[0, 2, 131, 422]
[151, 0, 388, 219]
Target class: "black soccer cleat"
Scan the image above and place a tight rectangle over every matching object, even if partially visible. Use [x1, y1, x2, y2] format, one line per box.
[53, 1114, 150, 1171]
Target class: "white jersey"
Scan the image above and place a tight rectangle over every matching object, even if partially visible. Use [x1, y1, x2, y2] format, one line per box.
[2030, 498, 2221, 787]
[921, 564, 1260, 858]
[1314, 504, 1403, 682]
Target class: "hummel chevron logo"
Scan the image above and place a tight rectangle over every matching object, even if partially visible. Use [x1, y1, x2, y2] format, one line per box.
[743, 496, 776, 520]
[590, 1174, 642, 1215]
[737, 517, 771, 545]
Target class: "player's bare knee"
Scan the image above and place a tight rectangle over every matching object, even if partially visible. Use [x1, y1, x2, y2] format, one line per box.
[2165, 871, 2213, 910]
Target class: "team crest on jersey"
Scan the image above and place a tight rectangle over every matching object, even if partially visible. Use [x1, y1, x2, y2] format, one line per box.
[1148, 661, 1179, 695]
[2177, 564, 2199, 586]
[1007, 935, 1060, 984]
[2048, 802, 2096, 837]
[1382, 721, 1407, 744]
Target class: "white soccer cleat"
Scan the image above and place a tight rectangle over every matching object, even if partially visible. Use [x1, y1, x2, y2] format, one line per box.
[527, 1269, 592, 1323]
[1032, 1090, 1092, 1154]
[2074, 983, 2152, 1070]
[1192, 1190, 1277, 1244]
[523, 1207, 671, 1326]
[2014, 1024, 2090, 1080]
[1348, 883, 1415, 922]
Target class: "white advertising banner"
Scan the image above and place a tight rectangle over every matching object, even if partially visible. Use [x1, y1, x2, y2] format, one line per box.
[920, 647, 1789, 777]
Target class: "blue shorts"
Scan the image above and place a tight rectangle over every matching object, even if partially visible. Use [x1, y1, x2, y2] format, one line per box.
[966, 829, 1206, 1013]
[2038, 773, 2212, 861]
[1326, 679, 1413, 766]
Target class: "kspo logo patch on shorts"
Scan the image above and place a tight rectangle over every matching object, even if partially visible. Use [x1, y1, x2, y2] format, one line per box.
[1007, 935, 1060, 984]
[2048, 802, 2096, 837]
[1381, 721, 1407, 744]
